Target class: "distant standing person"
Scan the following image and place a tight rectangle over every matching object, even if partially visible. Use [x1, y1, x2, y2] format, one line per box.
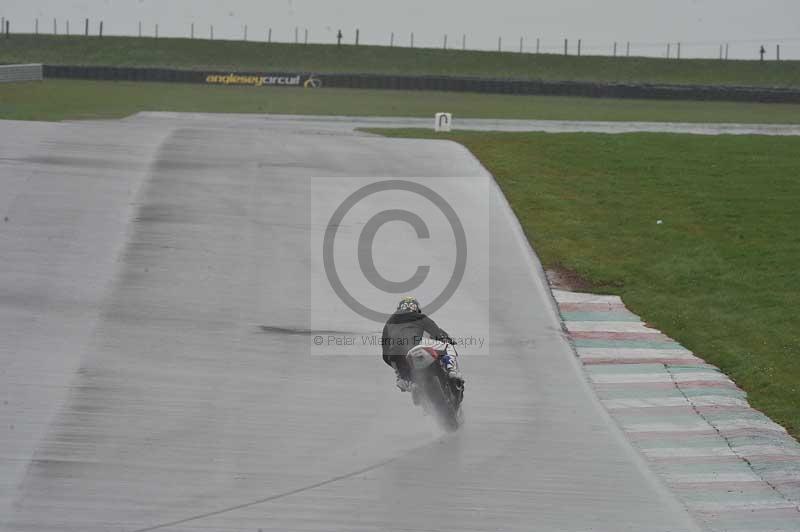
[337, 29, 343, 46]
[760, 45, 766, 61]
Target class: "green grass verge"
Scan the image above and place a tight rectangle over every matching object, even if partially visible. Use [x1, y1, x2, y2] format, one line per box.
[2, 35, 800, 87]
[2, 80, 800, 123]
[370, 128, 800, 438]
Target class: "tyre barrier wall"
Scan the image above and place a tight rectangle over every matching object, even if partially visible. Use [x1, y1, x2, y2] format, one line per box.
[42, 64, 800, 104]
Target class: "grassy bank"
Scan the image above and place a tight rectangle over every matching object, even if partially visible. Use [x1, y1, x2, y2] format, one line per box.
[2, 80, 800, 123]
[371, 128, 800, 438]
[2, 35, 800, 87]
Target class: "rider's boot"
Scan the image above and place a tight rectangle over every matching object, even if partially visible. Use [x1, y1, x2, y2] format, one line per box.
[395, 371, 412, 392]
[440, 354, 464, 384]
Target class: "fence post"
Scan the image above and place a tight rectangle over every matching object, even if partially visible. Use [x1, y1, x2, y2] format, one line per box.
[155, 23, 158, 39]
[390, 32, 394, 47]
[443, 34, 447, 49]
[410, 32, 413, 48]
[666, 43, 670, 58]
[244, 24, 248, 41]
[725, 43, 729, 60]
[355, 28, 359, 45]
[462, 34, 466, 50]
[268, 28, 271, 43]
[191, 23, 194, 39]
[99, 21, 103, 38]
[677, 42, 681, 59]
[53, 18, 56, 35]
[210, 25, 214, 40]
[67, 20, 69, 35]
[35, 18, 38, 35]
[519, 36, 523, 53]
[536, 38, 540, 54]
[5, 20, 9, 39]
[626, 41, 630, 56]
[613, 42, 617, 56]
[138, 21, 141, 37]
[578, 39, 581, 56]
[564, 38, 568, 55]
[777, 44, 781, 61]
[85, 18, 88, 36]
[304, 28, 308, 44]
[294, 27, 298, 43]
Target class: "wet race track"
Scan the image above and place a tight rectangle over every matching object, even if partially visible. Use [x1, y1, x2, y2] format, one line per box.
[0, 114, 702, 531]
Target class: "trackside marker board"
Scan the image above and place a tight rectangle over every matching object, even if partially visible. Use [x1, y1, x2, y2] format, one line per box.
[435, 113, 452, 132]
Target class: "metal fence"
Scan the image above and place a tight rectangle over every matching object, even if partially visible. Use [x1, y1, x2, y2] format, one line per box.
[0, 63, 43, 83]
[1, 15, 796, 61]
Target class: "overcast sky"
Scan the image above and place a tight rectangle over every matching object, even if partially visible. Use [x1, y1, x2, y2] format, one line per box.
[3, 0, 799, 59]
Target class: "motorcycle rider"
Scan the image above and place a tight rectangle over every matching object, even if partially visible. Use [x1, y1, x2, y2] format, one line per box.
[381, 296, 463, 393]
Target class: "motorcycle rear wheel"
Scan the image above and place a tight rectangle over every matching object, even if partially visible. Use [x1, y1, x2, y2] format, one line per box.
[431, 374, 463, 432]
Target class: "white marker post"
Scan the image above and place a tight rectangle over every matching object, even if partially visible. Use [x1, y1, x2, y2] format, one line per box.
[434, 112, 452, 132]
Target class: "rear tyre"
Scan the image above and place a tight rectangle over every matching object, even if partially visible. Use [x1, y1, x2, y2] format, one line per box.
[433, 374, 464, 432]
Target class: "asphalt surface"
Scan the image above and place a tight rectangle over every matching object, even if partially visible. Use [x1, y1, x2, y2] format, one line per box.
[123, 112, 800, 136]
[1, 114, 702, 531]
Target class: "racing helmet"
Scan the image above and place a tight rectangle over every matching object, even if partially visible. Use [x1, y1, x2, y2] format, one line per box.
[397, 296, 422, 314]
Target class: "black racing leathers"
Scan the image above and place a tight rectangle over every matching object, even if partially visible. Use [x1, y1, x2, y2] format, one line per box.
[381, 311, 451, 379]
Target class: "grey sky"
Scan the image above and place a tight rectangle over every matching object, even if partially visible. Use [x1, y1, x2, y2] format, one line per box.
[2, 0, 799, 59]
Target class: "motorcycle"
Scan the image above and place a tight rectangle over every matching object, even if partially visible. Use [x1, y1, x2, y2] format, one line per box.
[405, 339, 464, 431]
